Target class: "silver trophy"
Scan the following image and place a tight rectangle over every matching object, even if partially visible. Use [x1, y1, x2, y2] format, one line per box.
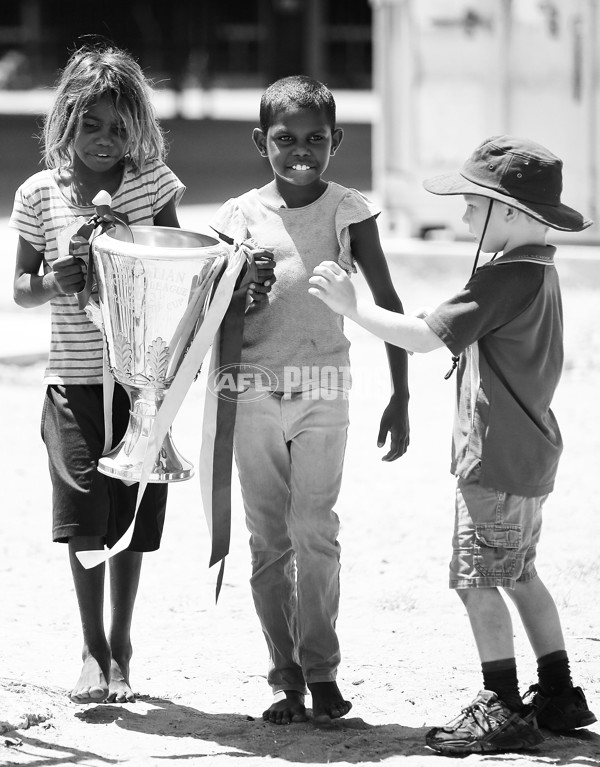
[90, 225, 230, 483]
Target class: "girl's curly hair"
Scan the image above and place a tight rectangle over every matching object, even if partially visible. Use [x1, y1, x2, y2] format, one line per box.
[43, 43, 166, 171]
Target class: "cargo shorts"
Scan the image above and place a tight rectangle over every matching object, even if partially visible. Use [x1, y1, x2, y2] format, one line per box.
[450, 467, 546, 589]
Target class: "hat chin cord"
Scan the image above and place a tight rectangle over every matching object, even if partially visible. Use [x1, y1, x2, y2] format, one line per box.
[444, 198, 495, 380]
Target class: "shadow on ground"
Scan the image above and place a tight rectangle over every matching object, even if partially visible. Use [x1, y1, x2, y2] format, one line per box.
[75, 695, 429, 762]
[3, 681, 600, 766]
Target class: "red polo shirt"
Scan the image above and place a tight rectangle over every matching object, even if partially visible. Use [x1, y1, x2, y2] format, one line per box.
[425, 244, 563, 497]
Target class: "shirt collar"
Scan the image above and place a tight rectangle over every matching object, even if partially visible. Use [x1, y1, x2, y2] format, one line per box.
[491, 244, 556, 266]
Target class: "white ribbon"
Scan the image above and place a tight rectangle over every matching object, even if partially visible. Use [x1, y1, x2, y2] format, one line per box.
[76, 246, 248, 569]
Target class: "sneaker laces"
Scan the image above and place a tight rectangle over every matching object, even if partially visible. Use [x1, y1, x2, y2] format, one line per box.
[464, 702, 495, 734]
[448, 697, 503, 737]
[523, 684, 551, 714]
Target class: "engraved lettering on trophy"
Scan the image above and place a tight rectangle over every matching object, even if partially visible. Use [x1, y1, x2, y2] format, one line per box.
[90, 225, 230, 482]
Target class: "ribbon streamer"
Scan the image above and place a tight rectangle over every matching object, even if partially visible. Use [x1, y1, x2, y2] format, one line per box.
[76, 245, 248, 570]
[200, 273, 249, 598]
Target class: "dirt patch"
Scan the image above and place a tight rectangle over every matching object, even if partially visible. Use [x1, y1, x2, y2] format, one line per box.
[1, 254, 599, 766]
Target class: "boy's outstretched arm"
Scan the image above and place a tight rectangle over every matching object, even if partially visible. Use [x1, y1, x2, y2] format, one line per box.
[309, 259, 444, 353]
[328, 217, 414, 461]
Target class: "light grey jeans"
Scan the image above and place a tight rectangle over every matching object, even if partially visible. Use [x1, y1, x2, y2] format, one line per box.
[233, 388, 349, 693]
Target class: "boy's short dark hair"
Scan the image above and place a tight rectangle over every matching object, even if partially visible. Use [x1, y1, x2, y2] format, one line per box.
[259, 75, 336, 133]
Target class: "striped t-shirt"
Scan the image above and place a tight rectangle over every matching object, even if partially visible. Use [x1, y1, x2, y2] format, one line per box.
[9, 158, 185, 385]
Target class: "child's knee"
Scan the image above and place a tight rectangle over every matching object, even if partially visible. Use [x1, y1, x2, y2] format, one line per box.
[456, 585, 499, 607]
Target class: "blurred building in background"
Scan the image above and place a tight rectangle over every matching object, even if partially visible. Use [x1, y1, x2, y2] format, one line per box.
[0, 0, 372, 90]
[1, 0, 597, 241]
[372, 0, 599, 239]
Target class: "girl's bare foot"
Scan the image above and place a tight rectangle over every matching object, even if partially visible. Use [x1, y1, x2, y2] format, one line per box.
[69, 651, 110, 704]
[263, 690, 308, 724]
[308, 681, 352, 723]
[106, 657, 135, 703]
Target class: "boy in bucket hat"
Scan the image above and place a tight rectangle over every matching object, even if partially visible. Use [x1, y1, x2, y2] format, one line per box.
[309, 135, 596, 754]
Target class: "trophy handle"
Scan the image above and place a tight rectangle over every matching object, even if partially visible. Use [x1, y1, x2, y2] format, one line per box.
[73, 245, 103, 330]
[72, 190, 129, 324]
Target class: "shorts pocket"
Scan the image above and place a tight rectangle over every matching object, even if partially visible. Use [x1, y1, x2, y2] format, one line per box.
[473, 524, 522, 577]
[40, 387, 50, 443]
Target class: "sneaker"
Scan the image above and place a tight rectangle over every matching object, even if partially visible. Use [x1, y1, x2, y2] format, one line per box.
[525, 685, 597, 731]
[425, 690, 544, 755]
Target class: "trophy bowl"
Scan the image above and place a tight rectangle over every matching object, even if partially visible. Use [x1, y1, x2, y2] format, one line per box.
[91, 225, 230, 483]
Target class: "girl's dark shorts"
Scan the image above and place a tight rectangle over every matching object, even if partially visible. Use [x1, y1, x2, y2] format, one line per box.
[41, 383, 168, 551]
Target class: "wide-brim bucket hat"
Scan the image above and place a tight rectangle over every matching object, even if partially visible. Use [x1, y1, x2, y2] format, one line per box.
[423, 135, 592, 232]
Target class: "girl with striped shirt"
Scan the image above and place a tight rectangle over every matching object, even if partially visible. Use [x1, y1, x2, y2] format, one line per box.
[10, 43, 184, 706]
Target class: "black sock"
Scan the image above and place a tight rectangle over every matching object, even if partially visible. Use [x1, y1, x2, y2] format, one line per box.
[482, 658, 523, 712]
[537, 650, 573, 695]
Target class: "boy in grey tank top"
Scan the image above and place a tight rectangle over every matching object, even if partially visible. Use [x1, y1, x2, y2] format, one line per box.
[212, 75, 410, 725]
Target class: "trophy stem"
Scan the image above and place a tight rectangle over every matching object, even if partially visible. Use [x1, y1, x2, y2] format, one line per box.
[98, 388, 193, 483]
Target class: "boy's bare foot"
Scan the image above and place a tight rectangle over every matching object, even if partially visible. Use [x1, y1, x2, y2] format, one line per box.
[308, 681, 352, 723]
[69, 652, 109, 704]
[106, 657, 135, 703]
[263, 690, 308, 724]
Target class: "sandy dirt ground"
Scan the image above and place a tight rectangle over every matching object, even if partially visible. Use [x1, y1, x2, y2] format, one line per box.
[1, 217, 599, 766]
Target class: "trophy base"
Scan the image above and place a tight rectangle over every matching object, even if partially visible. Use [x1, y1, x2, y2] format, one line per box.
[98, 436, 194, 483]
